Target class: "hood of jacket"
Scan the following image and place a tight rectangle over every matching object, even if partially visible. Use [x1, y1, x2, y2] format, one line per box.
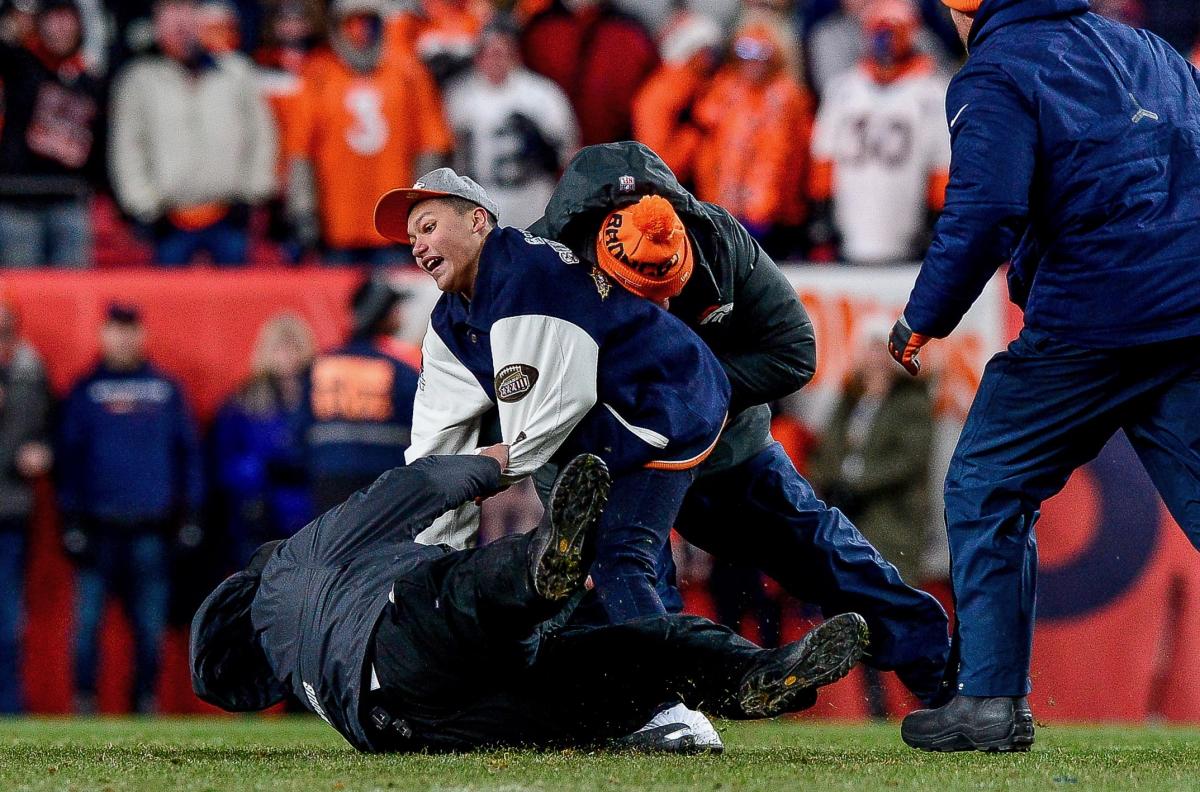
[969, 0, 1090, 49]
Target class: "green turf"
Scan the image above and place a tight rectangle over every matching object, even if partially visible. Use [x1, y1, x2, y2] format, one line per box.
[3, 717, 1200, 792]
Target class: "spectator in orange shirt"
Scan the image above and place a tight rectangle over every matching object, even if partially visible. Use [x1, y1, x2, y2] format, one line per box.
[520, 0, 658, 146]
[692, 23, 813, 257]
[282, 0, 452, 267]
[388, 0, 493, 85]
[631, 11, 724, 187]
[255, 0, 323, 262]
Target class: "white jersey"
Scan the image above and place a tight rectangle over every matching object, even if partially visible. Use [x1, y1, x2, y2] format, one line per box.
[811, 65, 951, 263]
[443, 68, 579, 230]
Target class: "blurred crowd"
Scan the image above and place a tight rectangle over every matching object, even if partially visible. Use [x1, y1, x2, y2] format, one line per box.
[0, 0, 1194, 268]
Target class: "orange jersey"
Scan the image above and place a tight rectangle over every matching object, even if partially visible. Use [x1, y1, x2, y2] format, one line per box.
[631, 62, 707, 184]
[386, 0, 490, 64]
[693, 69, 813, 229]
[284, 49, 452, 249]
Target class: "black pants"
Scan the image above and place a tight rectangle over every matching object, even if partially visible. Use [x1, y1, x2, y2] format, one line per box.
[368, 533, 766, 752]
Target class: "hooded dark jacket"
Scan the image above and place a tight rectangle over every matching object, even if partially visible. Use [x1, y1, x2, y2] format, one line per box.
[530, 142, 816, 474]
[905, 0, 1200, 346]
[250, 454, 501, 752]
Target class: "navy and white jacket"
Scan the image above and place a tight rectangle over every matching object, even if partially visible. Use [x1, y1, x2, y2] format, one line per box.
[407, 226, 730, 548]
[904, 0, 1200, 347]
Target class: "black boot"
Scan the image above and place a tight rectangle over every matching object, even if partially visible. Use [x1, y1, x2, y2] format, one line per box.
[737, 612, 870, 718]
[529, 453, 610, 600]
[901, 695, 1034, 752]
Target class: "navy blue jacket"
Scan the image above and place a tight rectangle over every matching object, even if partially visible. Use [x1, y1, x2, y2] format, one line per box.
[905, 0, 1200, 347]
[58, 361, 203, 525]
[298, 337, 419, 480]
[422, 226, 729, 478]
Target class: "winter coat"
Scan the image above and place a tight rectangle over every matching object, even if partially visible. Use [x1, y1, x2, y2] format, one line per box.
[905, 0, 1200, 347]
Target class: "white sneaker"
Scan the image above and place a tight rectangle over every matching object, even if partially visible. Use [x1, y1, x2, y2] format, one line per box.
[611, 703, 724, 754]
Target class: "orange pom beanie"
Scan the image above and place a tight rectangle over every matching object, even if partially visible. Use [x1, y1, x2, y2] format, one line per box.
[942, 0, 982, 11]
[595, 196, 694, 303]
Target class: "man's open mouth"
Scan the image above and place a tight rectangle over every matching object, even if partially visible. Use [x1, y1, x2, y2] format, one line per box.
[421, 256, 444, 275]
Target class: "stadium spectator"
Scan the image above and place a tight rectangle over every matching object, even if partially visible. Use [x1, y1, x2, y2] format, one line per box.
[0, 0, 105, 268]
[212, 313, 316, 569]
[741, 0, 804, 81]
[520, 0, 658, 146]
[196, 0, 240, 54]
[0, 301, 51, 714]
[443, 16, 577, 231]
[254, 0, 323, 263]
[281, 0, 452, 267]
[810, 318, 934, 717]
[388, 0, 493, 85]
[298, 276, 419, 512]
[808, 0, 950, 264]
[631, 10, 724, 187]
[692, 22, 813, 257]
[57, 303, 204, 713]
[109, 0, 277, 266]
[807, 0, 952, 96]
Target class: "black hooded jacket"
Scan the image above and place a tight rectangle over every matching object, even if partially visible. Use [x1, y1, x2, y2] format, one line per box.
[530, 142, 817, 473]
[249, 455, 501, 751]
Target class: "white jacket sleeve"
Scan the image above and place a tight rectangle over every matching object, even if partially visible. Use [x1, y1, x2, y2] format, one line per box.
[407, 324, 495, 549]
[108, 66, 162, 223]
[490, 314, 599, 482]
[240, 59, 279, 204]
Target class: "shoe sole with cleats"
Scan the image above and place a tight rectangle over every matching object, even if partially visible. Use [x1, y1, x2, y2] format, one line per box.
[533, 454, 610, 600]
[737, 612, 870, 718]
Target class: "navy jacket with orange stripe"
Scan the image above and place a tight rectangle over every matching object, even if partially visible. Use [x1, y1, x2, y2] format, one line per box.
[409, 226, 729, 490]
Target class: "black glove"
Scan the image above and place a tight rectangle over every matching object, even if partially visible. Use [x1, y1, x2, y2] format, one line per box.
[509, 112, 560, 175]
[888, 316, 931, 376]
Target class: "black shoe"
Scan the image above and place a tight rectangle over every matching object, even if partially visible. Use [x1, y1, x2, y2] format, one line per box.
[901, 695, 1035, 752]
[529, 453, 610, 600]
[737, 612, 870, 718]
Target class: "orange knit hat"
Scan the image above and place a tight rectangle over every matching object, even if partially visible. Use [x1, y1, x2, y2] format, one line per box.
[941, 0, 982, 11]
[595, 196, 694, 303]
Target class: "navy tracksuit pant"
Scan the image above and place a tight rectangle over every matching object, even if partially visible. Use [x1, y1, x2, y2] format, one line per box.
[946, 328, 1200, 697]
[674, 442, 950, 701]
[536, 443, 950, 701]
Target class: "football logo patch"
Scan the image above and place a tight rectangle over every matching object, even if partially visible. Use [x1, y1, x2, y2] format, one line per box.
[618, 175, 636, 193]
[495, 364, 539, 402]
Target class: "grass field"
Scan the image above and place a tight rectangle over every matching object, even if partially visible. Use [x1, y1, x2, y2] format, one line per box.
[4, 717, 1200, 792]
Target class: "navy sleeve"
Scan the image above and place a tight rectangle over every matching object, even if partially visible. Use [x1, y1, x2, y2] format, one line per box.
[317, 455, 502, 561]
[173, 383, 204, 517]
[55, 384, 89, 518]
[903, 64, 1037, 338]
[718, 213, 817, 411]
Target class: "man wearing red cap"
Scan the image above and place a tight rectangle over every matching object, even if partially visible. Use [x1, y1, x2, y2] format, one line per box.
[374, 170, 735, 622]
[891, 0, 1200, 751]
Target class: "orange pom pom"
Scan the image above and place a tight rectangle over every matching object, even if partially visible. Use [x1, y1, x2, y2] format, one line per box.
[629, 196, 678, 245]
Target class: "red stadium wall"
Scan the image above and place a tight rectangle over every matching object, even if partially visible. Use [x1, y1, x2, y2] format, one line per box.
[7, 269, 373, 713]
[5, 270, 1199, 721]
